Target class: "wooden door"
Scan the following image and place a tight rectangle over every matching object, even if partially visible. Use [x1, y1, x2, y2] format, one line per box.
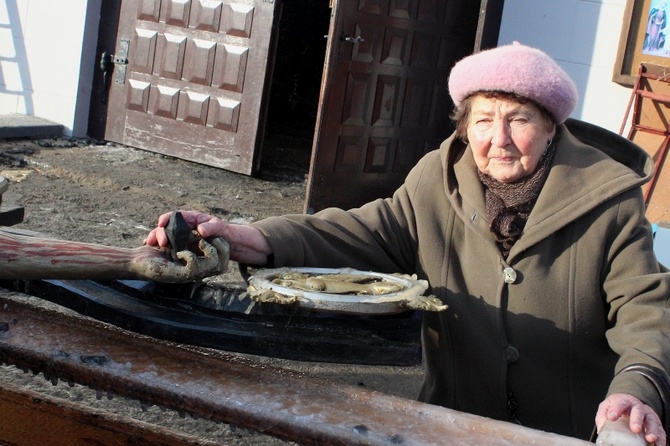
[97, 0, 279, 175]
[306, 0, 481, 213]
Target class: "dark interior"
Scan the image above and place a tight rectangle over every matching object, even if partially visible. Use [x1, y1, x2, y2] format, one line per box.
[260, 0, 331, 178]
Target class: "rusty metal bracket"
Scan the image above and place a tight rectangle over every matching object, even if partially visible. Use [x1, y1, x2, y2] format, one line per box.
[113, 39, 130, 85]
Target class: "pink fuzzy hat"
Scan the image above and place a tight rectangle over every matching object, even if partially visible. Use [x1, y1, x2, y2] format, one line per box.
[448, 42, 578, 124]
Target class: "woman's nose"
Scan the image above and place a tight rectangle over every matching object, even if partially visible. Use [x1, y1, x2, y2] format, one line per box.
[491, 120, 512, 147]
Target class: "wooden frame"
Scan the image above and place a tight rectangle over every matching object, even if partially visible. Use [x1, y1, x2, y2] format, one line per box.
[0, 291, 592, 446]
[474, 0, 506, 51]
[614, 0, 670, 86]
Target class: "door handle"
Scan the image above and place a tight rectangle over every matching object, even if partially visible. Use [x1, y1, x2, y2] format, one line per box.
[99, 52, 113, 104]
[342, 36, 364, 44]
[98, 40, 130, 103]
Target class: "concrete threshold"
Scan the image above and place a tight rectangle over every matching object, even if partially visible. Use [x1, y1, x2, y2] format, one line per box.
[0, 114, 63, 139]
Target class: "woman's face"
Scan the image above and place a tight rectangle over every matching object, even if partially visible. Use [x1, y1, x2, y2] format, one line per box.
[466, 95, 556, 183]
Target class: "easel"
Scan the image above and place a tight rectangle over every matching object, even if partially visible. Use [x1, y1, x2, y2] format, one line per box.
[620, 63, 670, 222]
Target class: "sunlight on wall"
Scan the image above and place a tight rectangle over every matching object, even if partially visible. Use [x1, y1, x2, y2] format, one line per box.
[0, 0, 98, 136]
[499, 0, 632, 133]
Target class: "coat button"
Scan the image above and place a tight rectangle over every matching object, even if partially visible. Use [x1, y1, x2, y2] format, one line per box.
[505, 346, 519, 363]
[503, 267, 517, 284]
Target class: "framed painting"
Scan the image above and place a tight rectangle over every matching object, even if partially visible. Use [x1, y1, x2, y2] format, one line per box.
[614, 0, 670, 86]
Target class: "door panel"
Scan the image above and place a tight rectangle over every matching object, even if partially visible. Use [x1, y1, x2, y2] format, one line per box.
[306, 0, 481, 212]
[102, 0, 278, 175]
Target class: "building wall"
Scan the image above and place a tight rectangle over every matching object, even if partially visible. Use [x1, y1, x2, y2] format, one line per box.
[498, 0, 632, 133]
[0, 0, 101, 136]
[0, 0, 635, 138]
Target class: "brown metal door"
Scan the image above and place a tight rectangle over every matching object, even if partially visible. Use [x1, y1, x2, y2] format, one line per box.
[306, 0, 480, 213]
[101, 0, 278, 175]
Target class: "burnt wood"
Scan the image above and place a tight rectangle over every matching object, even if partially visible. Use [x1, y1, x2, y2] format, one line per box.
[4, 278, 422, 366]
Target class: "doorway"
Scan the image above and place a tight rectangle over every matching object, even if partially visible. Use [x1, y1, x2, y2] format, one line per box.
[87, 0, 488, 211]
[258, 0, 331, 181]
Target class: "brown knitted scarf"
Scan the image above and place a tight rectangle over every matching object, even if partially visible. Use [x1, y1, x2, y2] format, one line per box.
[477, 132, 559, 258]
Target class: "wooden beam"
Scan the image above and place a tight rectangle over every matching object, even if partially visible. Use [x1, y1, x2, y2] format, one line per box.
[0, 380, 220, 446]
[0, 291, 591, 446]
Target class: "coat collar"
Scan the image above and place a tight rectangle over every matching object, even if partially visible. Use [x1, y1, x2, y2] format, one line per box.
[441, 120, 653, 259]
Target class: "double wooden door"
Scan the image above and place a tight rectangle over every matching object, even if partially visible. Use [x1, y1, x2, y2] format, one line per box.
[89, 0, 482, 212]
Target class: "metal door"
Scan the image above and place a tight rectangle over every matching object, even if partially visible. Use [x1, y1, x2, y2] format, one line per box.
[97, 0, 279, 175]
[306, 0, 481, 212]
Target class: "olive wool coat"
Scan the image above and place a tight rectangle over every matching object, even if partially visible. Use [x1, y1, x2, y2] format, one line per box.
[253, 120, 670, 440]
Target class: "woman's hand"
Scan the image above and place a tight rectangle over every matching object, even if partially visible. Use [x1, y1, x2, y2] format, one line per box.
[145, 210, 273, 266]
[596, 393, 666, 445]
[130, 237, 229, 283]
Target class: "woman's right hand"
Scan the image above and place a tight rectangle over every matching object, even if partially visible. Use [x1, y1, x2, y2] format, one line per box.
[145, 210, 274, 265]
[129, 239, 229, 283]
[595, 393, 666, 446]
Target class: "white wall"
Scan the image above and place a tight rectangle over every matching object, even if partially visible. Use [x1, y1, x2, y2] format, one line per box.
[0, 0, 635, 139]
[0, 0, 101, 136]
[499, 0, 632, 133]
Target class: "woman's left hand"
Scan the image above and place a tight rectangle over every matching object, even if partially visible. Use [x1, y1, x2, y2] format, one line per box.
[596, 393, 666, 445]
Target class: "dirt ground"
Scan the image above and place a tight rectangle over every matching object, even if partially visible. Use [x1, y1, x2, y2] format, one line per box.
[0, 136, 424, 444]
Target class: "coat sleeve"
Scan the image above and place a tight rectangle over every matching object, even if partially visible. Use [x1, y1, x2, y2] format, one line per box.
[602, 187, 670, 418]
[251, 153, 438, 274]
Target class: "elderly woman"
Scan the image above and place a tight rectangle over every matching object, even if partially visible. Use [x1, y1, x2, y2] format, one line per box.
[146, 43, 670, 443]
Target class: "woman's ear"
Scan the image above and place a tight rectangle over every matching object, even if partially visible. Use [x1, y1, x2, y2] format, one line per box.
[547, 123, 557, 139]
